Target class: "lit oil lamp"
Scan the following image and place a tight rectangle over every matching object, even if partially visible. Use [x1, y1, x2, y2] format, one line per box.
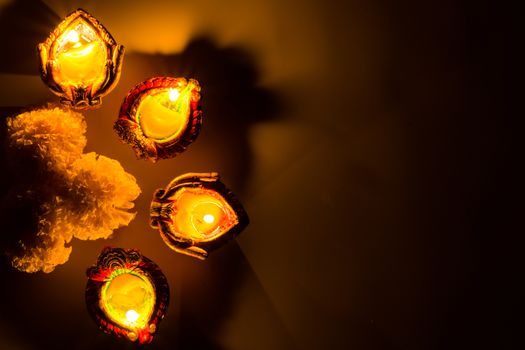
[38, 8, 124, 109]
[85, 247, 169, 344]
[150, 173, 249, 259]
[114, 77, 202, 162]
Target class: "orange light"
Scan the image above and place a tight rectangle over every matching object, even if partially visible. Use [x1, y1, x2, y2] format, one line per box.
[114, 77, 202, 162]
[100, 272, 155, 330]
[86, 248, 169, 344]
[171, 187, 237, 241]
[150, 173, 249, 259]
[38, 8, 124, 109]
[168, 88, 180, 101]
[203, 214, 215, 224]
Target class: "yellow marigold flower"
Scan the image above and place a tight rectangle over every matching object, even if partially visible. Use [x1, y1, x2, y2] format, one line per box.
[5, 106, 140, 273]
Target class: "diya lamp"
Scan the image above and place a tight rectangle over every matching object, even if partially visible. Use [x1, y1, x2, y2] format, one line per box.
[150, 172, 249, 259]
[85, 247, 169, 344]
[38, 9, 124, 109]
[114, 77, 202, 162]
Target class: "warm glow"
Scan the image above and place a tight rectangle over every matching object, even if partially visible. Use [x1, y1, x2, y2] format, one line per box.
[115, 77, 202, 161]
[170, 188, 237, 241]
[65, 29, 79, 43]
[38, 9, 124, 108]
[64, 42, 96, 57]
[100, 271, 156, 330]
[86, 248, 169, 344]
[137, 82, 197, 142]
[150, 173, 249, 259]
[54, 22, 107, 86]
[126, 309, 140, 323]
[203, 214, 215, 224]
[168, 89, 180, 101]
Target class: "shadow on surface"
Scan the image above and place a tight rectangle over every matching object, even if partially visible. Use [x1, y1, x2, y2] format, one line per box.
[0, 107, 36, 257]
[124, 37, 282, 192]
[114, 38, 283, 349]
[0, 14, 283, 350]
[0, 0, 59, 75]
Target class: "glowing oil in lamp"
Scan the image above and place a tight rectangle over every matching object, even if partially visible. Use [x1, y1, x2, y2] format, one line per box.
[53, 24, 107, 87]
[150, 173, 249, 259]
[114, 77, 202, 162]
[170, 187, 237, 241]
[86, 248, 169, 344]
[100, 271, 156, 332]
[137, 83, 196, 143]
[38, 8, 124, 109]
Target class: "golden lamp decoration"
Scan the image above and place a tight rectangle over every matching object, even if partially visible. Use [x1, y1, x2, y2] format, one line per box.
[38, 8, 124, 109]
[85, 247, 169, 344]
[150, 173, 249, 259]
[114, 77, 202, 162]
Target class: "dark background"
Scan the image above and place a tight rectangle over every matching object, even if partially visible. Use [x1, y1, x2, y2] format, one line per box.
[0, 0, 515, 349]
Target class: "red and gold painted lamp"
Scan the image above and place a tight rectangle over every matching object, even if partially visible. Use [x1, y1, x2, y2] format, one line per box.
[114, 77, 202, 162]
[38, 8, 124, 109]
[150, 173, 249, 259]
[85, 247, 169, 344]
